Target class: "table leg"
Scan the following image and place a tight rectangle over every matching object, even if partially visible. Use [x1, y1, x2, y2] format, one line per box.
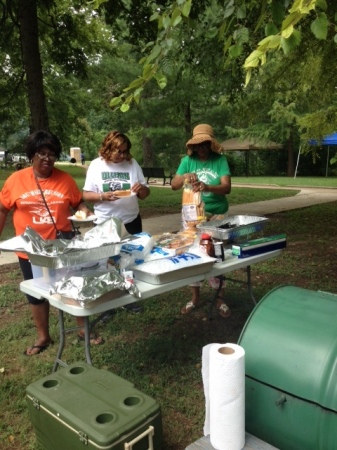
[83, 317, 93, 366]
[246, 265, 256, 305]
[208, 275, 224, 320]
[53, 310, 66, 372]
[52, 311, 93, 372]
[207, 265, 256, 318]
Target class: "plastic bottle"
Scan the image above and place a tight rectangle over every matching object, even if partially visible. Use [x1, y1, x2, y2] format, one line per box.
[199, 233, 215, 257]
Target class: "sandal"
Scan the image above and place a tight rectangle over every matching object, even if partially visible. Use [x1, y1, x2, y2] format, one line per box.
[181, 301, 197, 315]
[77, 334, 104, 345]
[24, 340, 54, 356]
[218, 302, 231, 318]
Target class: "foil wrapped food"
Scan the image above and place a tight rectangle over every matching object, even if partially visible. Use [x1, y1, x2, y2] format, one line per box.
[21, 218, 131, 268]
[50, 267, 140, 307]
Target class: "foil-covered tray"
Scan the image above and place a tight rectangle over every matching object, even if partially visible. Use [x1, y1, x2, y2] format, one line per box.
[196, 215, 269, 241]
[133, 261, 214, 285]
[27, 241, 123, 269]
[132, 252, 215, 285]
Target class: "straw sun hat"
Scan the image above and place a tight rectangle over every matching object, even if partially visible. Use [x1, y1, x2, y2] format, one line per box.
[186, 124, 223, 154]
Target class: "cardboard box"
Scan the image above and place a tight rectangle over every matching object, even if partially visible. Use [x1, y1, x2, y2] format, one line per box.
[232, 234, 286, 258]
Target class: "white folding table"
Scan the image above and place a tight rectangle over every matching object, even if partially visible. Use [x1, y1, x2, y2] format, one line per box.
[20, 250, 282, 371]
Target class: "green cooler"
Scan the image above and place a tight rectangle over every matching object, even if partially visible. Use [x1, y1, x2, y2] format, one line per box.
[26, 362, 162, 450]
[238, 285, 337, 450]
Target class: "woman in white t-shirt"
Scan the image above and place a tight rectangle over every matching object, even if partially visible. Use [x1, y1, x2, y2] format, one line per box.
[83, 130, 150, 234]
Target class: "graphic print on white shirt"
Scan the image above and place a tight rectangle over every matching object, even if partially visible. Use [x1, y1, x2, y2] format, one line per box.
[101, 171, 131, 192]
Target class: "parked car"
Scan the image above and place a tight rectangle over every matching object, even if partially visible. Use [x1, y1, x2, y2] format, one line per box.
[12, 153, 29, 163]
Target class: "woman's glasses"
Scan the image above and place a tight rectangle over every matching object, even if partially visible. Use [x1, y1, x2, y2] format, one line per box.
[35, 152, 57, 161]
[116, 150, 129, 156]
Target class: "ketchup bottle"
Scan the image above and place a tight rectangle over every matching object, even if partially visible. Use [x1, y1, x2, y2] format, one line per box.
[199, 233, 215, 257]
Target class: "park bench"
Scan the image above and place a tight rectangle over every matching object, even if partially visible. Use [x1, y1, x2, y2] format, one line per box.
[142, 167, 173, 185]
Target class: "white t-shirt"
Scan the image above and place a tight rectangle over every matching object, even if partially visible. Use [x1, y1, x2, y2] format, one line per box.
[83, 157, 147, 225]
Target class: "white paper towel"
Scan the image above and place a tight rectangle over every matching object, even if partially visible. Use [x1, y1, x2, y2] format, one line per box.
[202, 343, 245, 450]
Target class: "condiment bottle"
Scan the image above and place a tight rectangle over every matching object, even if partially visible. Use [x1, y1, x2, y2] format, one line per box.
[199, 233, 215, 257]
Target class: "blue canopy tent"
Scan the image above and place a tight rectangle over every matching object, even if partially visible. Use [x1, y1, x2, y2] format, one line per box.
[294, 132, 337, 178]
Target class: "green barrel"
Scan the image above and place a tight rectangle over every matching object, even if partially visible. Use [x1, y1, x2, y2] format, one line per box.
[238, 285, 337, 450]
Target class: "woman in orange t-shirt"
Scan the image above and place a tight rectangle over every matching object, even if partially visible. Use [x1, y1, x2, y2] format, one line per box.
[0, 130, 101, 356]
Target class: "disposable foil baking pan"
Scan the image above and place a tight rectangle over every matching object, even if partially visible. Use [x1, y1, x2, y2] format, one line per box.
[197, 215, 269, 241]
[27, 241, 123, 269]
[132, 260, 214, 285]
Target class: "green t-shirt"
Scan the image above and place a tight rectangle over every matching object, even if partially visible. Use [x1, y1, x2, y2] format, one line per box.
[176, 153, 231, 214]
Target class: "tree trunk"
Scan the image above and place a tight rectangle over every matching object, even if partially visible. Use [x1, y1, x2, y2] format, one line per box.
[286, 136, 295, 177]
[184, 102, 191, 140]
[142, 124, 154, 166]
[18, 0, 49, 132]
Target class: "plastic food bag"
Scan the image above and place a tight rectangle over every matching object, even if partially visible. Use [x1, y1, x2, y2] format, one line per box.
[182, 181, 206, 230]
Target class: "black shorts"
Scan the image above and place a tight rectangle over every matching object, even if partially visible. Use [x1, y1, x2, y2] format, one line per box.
[18, 257, 46, 305]
[124, 214, 142, 235]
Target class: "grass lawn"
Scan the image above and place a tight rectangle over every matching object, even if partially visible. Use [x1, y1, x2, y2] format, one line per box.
[1, 166, 337, 449]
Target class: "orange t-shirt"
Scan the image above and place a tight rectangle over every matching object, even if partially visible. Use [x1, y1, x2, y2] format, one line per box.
[0, 167, 82, 259]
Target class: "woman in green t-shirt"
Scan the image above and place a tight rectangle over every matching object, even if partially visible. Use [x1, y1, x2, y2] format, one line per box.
[171, 124, 231, 318]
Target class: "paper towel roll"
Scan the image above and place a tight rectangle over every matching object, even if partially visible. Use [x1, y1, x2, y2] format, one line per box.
[202, 343, 245, 450]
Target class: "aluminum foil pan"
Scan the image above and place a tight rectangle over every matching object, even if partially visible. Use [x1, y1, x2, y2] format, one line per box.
[23, 218, 130, 269]
[27, 241, 124, 269]
[50, 267, 140, 307]
[196, 215, 269, 241]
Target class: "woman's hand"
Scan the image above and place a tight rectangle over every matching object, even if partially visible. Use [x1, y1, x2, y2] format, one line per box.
[192, 180, 207, 193]
[131, 183, 150, 199]
[184, 173, 198, 184]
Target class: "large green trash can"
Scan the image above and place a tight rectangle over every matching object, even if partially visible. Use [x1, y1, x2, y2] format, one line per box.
[26, 362, 162, 450]
[238, 285, 337, 450]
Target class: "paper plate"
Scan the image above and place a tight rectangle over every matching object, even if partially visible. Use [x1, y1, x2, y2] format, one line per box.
[68, 215, 97, 222]
[113, 191, 136, 198]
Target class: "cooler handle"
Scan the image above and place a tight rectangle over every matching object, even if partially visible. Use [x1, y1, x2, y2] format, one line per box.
[124, 425, 154, 450]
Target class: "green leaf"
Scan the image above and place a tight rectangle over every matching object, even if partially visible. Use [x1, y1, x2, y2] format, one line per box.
[123, 77, 144, 92]
[154, 72, 167, 89]
[281, 12, 305, 35]
[205, 27, 218, 39]
[145, 45, 161, 64]
[224, 0, 235, 19]
[334, 34, 337, 44]
[162, 15, 171, 29]
[172, 14, 182, 27]
[223, 35, 232, 54]
[310, 13, 328, 40]
[228, 44, 242, 58]
[258, 35, 281, 51]
[172, 8, 181, 26]
[245, 69, 252, 87]
[281, 29, 302, 55]
[236, 4, 246, 19]
[182, 0, 192, 17]
[133, 87, 144, 105]
[233, 27, 249, 45]
[109, 97, 122, 107]
[265, 23, 279, 37]
[316, 0, 327, 10]
[244, 50, 263, 69]
[143, 64, 156, 78]
[289, 0, 316, 14]
[120, 103, 130, 113]
[150, 12, 159, 22]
